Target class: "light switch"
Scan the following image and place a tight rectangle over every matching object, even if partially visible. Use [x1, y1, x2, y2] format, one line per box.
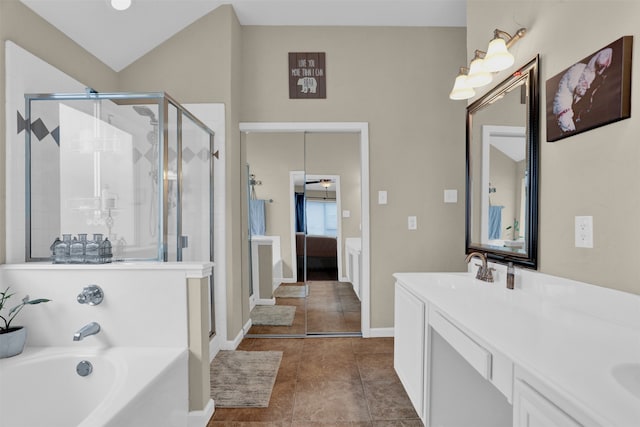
[378, 191, 388, 205]
[342, 210, 351, 218]
[408, 216, 417, 230]
[444, 189, 458, 203]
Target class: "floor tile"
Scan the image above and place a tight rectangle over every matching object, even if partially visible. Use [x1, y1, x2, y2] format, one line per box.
[292, 379, 371, 422]
[355, 353, 397, 383]
[363, 380, 419, 421]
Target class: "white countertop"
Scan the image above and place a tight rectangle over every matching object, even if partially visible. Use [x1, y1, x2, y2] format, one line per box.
[393, 270, 640, 427]
[1, 261, 214, 278]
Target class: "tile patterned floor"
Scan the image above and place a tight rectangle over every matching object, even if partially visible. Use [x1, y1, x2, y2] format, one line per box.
[207, 337, 422, 427]
[247, 281, 361, 336]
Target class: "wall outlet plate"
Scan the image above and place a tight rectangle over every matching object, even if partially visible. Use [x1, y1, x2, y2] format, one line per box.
[575, 216, 593, 248]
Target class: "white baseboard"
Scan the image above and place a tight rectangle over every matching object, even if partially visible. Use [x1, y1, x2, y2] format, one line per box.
[369, 327, 394, 338]
[222, 327, 245, 350]
[187, 398, 215, 427]
[256, 298, 276, 305]
[209, 334, 221, 362]
[242, 318, 252, 335]
[279, 277, 297, 284]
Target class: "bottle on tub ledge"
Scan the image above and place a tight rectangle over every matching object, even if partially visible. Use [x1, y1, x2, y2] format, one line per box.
[50, 233, 111, 264]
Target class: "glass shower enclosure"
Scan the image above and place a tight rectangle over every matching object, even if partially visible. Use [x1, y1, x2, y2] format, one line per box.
[24, 92, 215, 263]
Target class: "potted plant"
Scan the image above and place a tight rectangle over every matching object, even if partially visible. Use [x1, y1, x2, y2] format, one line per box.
[0, 287, 50, 358]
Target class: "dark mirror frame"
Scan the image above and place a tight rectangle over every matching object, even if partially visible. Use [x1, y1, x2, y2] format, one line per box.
[465, 55, 540, 269]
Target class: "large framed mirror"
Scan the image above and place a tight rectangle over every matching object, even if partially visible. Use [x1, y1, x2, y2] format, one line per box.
[466, 55, 539, 269]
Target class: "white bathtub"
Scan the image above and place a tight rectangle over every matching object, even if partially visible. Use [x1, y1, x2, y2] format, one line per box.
[0, 346, 188, 427]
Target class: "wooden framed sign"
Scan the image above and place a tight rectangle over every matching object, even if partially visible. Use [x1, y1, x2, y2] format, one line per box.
[289, 52, 326, 99]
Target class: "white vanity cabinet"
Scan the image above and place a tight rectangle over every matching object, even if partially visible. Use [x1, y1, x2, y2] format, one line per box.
[393, 271, 640, 427]
[513, 366, 600, 427]
[394, 282, 427, 423]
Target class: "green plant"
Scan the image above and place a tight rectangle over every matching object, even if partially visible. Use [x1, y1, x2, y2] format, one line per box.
[0, 287, 50, 333]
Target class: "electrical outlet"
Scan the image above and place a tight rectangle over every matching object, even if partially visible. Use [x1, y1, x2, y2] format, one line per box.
[575, 216, 593, 248]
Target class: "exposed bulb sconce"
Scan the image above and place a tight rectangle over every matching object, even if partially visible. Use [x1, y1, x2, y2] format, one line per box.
[449, 67, 475, 100]
[110, 0, 132, 11]
[449, 27, 526, 100]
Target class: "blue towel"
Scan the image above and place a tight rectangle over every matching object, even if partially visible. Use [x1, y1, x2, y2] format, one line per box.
[250, 199, 266, 236]
[488, 205, 503, 240]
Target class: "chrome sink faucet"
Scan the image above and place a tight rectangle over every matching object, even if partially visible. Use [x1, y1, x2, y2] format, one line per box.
[73, 322, 101, 341]
[465, 252, 494, 282]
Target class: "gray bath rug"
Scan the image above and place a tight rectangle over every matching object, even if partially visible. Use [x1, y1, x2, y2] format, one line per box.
[273, 285, 306, 298]
[210, 350, 282, 407]
[250, 305, 296, 326]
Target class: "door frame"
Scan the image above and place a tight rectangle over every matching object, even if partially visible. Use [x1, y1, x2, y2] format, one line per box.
[239, 122, 371, 337]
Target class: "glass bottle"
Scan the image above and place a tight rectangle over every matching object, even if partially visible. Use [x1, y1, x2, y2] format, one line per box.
[54, 234, 72, 264]
[85, 233, 102, 264]
[100, 238, 113, 263]
[69, 236, 84, 263]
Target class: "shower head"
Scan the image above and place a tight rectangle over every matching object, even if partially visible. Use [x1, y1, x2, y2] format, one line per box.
[133, 105, 158, 125]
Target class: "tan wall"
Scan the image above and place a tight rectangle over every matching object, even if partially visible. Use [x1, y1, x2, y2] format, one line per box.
[468, 1, 640, 295]
[119, 5, 246, 338]
[240, 26, 467, 328]
[0, 0, 118, 264]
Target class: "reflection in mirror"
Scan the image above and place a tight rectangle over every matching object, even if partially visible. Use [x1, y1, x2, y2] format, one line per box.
[305, 132, 361, 335]
[243, 132, 306, 336]
[241, 130, 363, 336]
[466, 56, 539, 268]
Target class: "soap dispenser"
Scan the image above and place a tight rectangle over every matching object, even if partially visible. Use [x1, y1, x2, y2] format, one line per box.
[506, 262, 515, 290]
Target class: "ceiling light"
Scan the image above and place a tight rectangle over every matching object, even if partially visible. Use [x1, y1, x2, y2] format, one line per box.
[111, 0, 131, 11]
[449, 68, 475, 100]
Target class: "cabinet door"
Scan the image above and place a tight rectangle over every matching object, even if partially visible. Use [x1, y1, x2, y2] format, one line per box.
[514, 379, 582, 427]
[394, 283, 426, 419]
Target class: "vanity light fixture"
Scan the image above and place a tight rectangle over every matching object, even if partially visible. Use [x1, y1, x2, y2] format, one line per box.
[110, 0, 132, 11]
[449, 27, 527, 100]
[449, 67, 476, 100]
[466, 50, 493, 88]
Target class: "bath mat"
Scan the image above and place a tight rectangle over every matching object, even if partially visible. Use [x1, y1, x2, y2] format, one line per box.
[210, 350, 282, 407]
[250, 305, 296, 326]
[273, 285, 306, 298]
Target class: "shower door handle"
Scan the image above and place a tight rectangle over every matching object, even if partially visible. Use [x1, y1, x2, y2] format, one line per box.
[179, 235, 189, 249]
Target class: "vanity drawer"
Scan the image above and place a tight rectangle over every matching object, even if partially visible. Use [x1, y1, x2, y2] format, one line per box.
[429, 309, 513, 401]
[430, 310, 492, 379]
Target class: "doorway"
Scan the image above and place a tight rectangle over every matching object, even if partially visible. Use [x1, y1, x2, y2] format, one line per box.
[240, 122, 370, 337]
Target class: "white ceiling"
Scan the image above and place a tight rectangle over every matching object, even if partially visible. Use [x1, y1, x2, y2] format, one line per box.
[20, 0, 466, 72]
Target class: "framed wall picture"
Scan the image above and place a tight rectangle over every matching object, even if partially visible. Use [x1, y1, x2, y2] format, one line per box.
[546, 36, 633, 142]
[289, 52, 326, 99]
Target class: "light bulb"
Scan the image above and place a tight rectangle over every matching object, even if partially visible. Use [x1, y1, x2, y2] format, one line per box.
[111, 0, 131, 11]
[484, 37, 515, 72]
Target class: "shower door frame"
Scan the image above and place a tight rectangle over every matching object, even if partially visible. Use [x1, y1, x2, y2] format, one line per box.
[24, 91, 216, 263]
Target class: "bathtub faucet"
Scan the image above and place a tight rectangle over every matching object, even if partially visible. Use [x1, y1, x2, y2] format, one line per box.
[73, 322, 101, 341]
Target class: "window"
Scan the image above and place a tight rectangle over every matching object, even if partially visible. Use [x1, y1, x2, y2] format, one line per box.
[306, 200, 337, 237]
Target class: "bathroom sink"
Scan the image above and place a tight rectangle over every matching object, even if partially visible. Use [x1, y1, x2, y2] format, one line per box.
[612, 363, 640, 400]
